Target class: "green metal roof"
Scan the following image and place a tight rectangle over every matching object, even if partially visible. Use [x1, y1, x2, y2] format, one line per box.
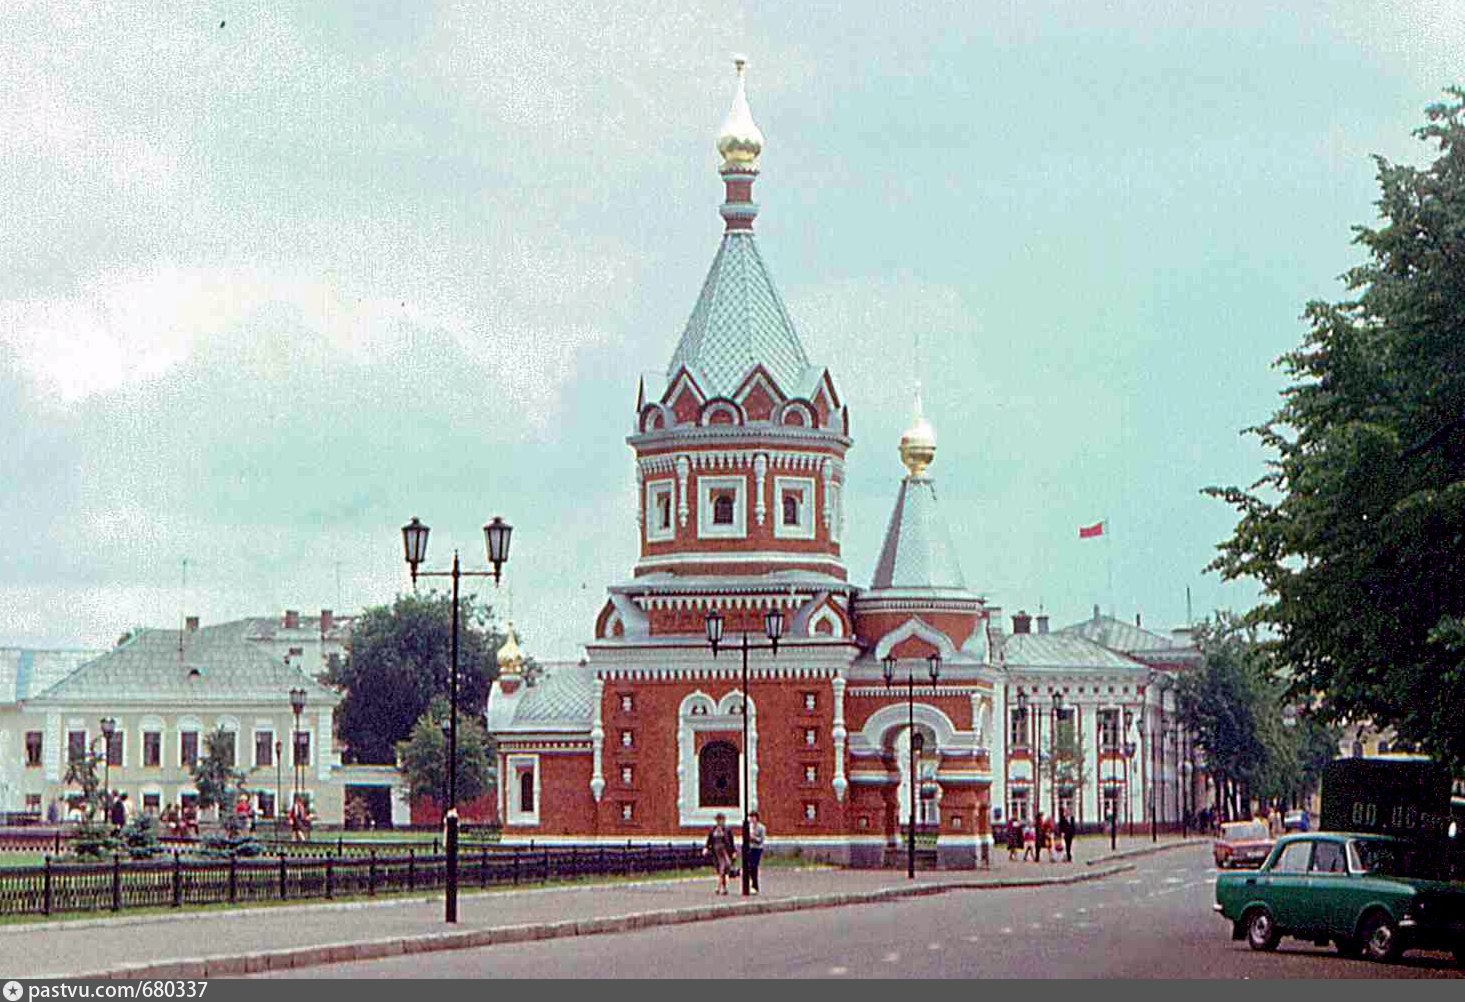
[666, 231, 813, 398]
[26, 621, 339, 705]
[870, 476, 968, 592]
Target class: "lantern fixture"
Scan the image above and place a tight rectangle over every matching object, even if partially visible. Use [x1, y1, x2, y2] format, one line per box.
[704, 607, 725, 654]
[402, 517, 430, 583]
[484, 516, 512, 584]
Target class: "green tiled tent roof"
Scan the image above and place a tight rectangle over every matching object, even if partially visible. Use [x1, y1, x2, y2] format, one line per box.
[27, 621, 339, 705]
[870, 476, 967, 592]
[666, 232, 813, 398]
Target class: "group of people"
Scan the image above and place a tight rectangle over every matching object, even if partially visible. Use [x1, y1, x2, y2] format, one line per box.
[1004, 811, 1077, 863]
[703, 810, 766, 895]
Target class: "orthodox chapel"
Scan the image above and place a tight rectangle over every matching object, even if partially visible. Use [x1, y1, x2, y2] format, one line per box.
[485, 62, 1195, 866]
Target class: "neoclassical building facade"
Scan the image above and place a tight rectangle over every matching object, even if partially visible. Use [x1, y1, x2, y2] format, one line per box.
[485, 62, 1199, 866]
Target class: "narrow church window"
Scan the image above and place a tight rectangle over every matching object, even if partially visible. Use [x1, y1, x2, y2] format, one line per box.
[656, 493, 671, 530]
[712, 492, 735, 525]
[782, 492, 799, 526]
[519, 769, 535, 813]
[24, 731, 42, 767]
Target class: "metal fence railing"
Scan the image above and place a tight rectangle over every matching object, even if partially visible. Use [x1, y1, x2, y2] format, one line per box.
[0, 842, 707, 919]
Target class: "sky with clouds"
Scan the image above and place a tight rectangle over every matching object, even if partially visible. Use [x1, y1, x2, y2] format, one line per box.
[2, 1, 1460, 659]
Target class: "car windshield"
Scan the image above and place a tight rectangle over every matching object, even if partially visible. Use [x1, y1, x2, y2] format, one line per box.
[1222, 822, 1268, 842]
[1348, 839, 1449, 880]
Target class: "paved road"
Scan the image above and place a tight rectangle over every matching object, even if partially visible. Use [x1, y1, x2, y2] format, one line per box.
[256, 845, 1462, 979]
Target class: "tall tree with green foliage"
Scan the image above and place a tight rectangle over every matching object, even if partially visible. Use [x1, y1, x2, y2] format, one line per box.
[395, 698, 496, 817]
[191, 728, 245, 817]
[1207, 88, 1465, 774]
[328, 592, 534, 764]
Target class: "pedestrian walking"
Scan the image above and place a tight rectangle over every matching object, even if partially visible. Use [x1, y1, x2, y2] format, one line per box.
[1021, 819, 1036, 861]
[1058, 810, 1076, 862]
[46, 796, 63, 825]
[289, 794, 311, 843]
[703, 812, 736, 895]
[109, 792, 127, 830]
[746, 810, 766, 894]
[1006, 820, 1021, 861]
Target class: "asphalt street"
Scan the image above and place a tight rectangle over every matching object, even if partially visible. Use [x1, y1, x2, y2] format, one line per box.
[255, 844, 1464, 979]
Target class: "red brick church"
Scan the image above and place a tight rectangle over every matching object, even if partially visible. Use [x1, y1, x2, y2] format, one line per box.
[485, 59, 997, 868]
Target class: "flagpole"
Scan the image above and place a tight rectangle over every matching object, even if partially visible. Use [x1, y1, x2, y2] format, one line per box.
[1105, 517, 1114, 619]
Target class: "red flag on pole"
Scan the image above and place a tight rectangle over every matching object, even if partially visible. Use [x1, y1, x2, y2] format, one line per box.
[1078, 521, 1105, 539]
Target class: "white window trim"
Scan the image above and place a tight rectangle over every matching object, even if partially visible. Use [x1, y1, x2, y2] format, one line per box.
[645, 479, 676, 542]
[697, 475, 747, 540]
[505, 754, 540, 826]
[773, 476, 816, 540]
[676, 690, 759, 827]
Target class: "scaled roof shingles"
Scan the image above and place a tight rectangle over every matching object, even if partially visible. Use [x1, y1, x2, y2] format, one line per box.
[870, 477, 967, 592]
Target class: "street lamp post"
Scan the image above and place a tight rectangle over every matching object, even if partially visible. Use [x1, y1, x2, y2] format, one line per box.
[274, 739, 283, 840]
[705, 604, 783, 897]
[1123, 709, 1136, 839]
[1107, 729, 1118, 852]
[1048, 690, 1062, 828]
[289, 688, 307, 808]
[99, 717, 117, 816]
[884, 652, 941, 879]
[401, 515, 512, 925]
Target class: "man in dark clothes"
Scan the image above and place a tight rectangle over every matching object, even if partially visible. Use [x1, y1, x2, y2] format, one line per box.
[1058, 810, 1076, 862]
[109, 792, 126, 829]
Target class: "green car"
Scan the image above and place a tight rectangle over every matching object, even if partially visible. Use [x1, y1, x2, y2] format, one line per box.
[1214, 832, 1465, 966]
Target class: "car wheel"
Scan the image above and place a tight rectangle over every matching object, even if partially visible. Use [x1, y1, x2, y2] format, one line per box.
[1334, 936, 1362, 959]
[1245, 908, 1280, 952]
[1359, 912, 1401, 963]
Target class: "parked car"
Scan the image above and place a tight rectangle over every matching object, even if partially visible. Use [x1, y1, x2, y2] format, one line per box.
[1214, 832, 1465, 966]
[1214, 820, 1274, 869]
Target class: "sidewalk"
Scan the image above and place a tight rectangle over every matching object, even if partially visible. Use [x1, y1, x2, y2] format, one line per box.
[0, 840, 1190, 980]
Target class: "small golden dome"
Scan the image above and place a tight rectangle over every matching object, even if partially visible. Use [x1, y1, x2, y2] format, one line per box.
[716, 56, 764, 169]
[899, 390, 936, 477]
[497, 621, 524, 676]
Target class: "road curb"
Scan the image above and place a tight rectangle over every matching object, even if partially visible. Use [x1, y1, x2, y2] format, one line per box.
[1084, 840, 1201, 866]
[50, 862, 1135, 980]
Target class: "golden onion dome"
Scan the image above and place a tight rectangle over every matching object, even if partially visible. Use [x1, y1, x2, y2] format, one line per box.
[497, 621, 524, 676]
[716, 56, 764, 169]
[899, 390, 937, 477]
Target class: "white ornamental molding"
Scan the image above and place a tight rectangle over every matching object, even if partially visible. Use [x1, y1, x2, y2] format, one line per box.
[753, 453, 768, 525]
[821, 458, 834, 528]
[831, 676, 848, 802]
[590, 677, 606, 803]
[676, 456, 690, 527]
[634, 465, 645, 527]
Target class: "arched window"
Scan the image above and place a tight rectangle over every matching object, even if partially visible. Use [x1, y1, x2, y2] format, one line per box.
[782, 493, 799, 526]
[519, 769, 535, 813]
[712, 492, 735, 526]
[698, 741, 739, 807]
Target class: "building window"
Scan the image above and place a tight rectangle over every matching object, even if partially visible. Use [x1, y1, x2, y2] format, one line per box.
[143, 792, 162, 815]
[803, 693, 817, 712]
[256, 791, 275, 819]
[698, 741, 740, 808]
[1009, 708, 1029, 749]
[804, 728, 817, 747]
[24, 731, 42, 767]
[255, 732, 274, 768]
[1009, 788, 1031, 823]
[67, 730, 86, 764]
[1055, 707, 1076, 745]
[25, 794, 42, 814]
[697, 475, 747, 539]
[773, 477, 815, 540]
[621, 802, 634, 821]
[142, 732, 162, 768]
[519, 770, 535, 814]
[294, 731, 311, 768]
[645, 480, 675, 543]
[620, 730, 633, 748]
[620, 694, 634, 713]
[506, 755, 539, 825]
[105, 731, 124, 767]
[1098, 709, 1119, 751]
[621, 765, 634, 786]
[804, 802, 817, 821]
[179, 731, 199, 767]
[804, 765, 817, 784]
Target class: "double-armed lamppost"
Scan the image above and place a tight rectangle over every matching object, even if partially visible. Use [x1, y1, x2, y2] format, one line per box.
[704, 603, 783, 897]
[401, 515, 512, 924]
[289, 688, 307, 807]
[883, 652, 941, 879]
[99, 717, 117, 815]
[274, 738, 283, 839]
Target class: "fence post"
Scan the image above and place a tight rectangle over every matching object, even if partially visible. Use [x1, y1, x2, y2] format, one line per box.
[54, 830, 61, 854]
[512, 848, 520, 886]
[229, 853, 238, 904]
[279, 854, 288, 901]
[325, 855, 334, 899]
[368, 850, 377, 898]
[433, 837, 440, 855]
[172, 851, 182, 908]
[111, 853, 121, 912]
[543, 848, 550, 884]
[408, 849, 415, 892]
[480, 845, 488, 889]
[337, 835, 343, 856]
[43, 855, 52, 916]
